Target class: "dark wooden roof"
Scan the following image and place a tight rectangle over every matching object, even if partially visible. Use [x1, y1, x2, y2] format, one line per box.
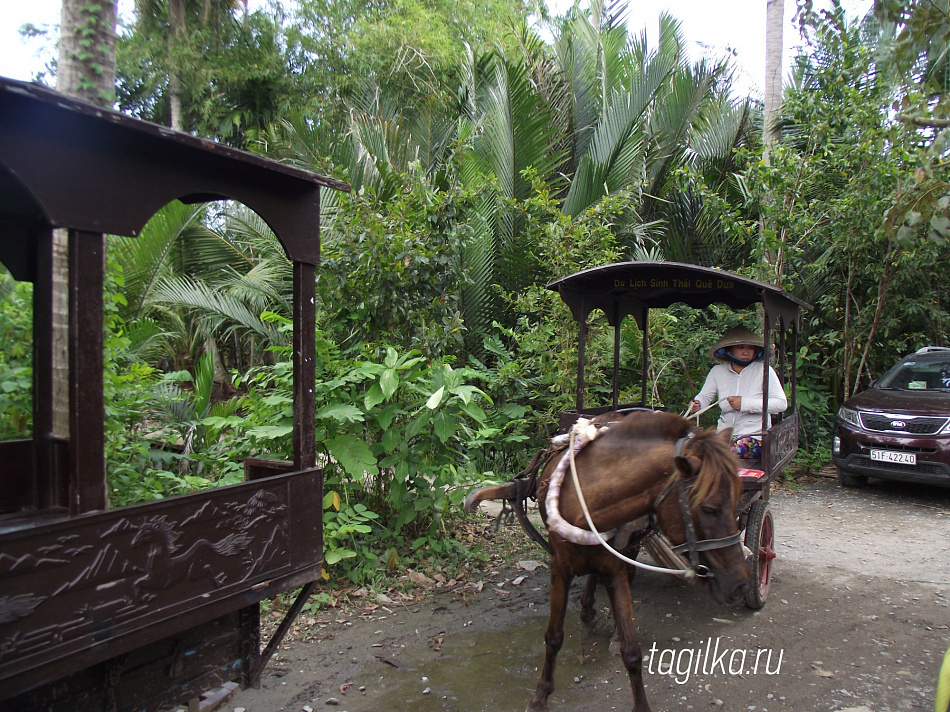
[547, 261, 811, 325]
[0, 77, 349, 281]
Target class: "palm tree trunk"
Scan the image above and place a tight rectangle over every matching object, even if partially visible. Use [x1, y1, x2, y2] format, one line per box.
[54, 0, 119, 437]
[58, 0, 118, 105]
[760, 0, 784, 281]
[764, 0, 784, 161]
[168, 0, 187, 131]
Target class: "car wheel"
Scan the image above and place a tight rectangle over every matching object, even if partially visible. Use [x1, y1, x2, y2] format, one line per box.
[836, 467, 867, 488]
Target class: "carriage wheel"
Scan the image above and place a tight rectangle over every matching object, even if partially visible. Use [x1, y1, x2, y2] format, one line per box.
[744, 500, 775, 610]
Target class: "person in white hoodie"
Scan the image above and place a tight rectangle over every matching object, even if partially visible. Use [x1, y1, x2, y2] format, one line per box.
[688, 326, 787, 460]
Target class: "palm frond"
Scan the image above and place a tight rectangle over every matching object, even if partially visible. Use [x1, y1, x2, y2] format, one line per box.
[111, 201, 207, 319]
[152, 275, 284, 345]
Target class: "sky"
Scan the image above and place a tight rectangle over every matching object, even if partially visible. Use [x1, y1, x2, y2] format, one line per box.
[0, 0, 873, 98]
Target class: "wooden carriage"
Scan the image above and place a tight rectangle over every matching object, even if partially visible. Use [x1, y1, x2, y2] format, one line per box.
[547, 261, 812, 607]
[0, 77, 348, 711]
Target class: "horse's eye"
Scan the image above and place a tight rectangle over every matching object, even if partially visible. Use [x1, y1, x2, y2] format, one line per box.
[700, 506, 719, 517]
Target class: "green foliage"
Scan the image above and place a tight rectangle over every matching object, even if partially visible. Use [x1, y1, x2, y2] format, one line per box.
[322, 494, 381, 581]
[317, 171, 470, 359]
[117, 1, 305, 143]
[0, 273, 33, 439]
[111, 201, 293, 374]
[286, 0, 531, 129]
[238, 336, 524, 583]
[751, 2, 950, 428]
[481, 175, 632, 435]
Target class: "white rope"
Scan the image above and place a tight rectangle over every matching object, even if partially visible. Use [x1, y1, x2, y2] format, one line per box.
[681, 396, 730, 421]
[566, 427, 696, 579]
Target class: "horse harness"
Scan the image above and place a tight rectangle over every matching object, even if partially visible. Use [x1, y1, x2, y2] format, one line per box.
[650, 433, 744, 577]
[498, 431, 742, 578]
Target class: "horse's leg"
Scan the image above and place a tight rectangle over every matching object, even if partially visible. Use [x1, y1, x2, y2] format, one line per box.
[580, 573, 598, 626]
[603, 566, 651, 712]
[527, 561, 572, 712]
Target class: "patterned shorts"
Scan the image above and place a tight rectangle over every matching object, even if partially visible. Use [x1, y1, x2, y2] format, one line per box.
[731, 435, 761, 459]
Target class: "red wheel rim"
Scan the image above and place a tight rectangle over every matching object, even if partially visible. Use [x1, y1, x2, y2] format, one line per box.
[758, 511, 775, 594]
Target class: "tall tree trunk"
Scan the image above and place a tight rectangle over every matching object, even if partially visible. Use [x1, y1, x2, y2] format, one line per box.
[169, 0, 187, 130]
[58, 0, 118, 105]
[54, 0, 118, 511]
[53, 0, 119, 438]
[764, 0, 784, 161]
[760, 0, 785, 281]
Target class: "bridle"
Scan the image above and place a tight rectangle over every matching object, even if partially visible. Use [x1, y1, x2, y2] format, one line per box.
[650, 434, 744, 578]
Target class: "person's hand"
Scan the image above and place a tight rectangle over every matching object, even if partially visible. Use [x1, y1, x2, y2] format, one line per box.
[688, 399, 700, 414]
[727, 395, 742, 411]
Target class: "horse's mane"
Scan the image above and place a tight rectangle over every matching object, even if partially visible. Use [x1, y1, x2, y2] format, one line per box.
[603, 410, 739, 509]
[682, 427, 740, 510]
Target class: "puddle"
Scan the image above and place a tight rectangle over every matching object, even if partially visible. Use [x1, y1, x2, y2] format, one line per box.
[362, 612, 632, 712]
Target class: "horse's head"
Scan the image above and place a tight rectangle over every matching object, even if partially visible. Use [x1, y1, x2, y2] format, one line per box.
[131, 516, 181, 552]
[656, 427, 751, 606]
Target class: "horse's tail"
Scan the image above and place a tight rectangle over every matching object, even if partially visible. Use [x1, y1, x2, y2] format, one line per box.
[464, 482, 519, 513]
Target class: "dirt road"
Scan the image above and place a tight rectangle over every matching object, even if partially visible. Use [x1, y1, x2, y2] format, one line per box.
[231, 477, 950, 712]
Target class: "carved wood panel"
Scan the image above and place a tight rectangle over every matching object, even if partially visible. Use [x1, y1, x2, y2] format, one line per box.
[764, 413, 799, 477]
[0, 468, 321, 697]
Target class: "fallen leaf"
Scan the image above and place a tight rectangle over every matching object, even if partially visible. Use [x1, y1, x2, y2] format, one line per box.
[408, 571, 433, 585]
[517, 560, 545, 571]
[812, 664, 834, 678]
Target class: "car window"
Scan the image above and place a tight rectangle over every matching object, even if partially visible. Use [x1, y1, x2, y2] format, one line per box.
[878, 359, 950, 391]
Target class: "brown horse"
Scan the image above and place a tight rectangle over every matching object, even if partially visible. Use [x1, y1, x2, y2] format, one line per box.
[468, 410, 751, 712]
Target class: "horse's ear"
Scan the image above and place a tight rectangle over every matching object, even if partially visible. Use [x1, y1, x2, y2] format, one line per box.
[675, 454, 702, 478]
[717, 427, 733, 444]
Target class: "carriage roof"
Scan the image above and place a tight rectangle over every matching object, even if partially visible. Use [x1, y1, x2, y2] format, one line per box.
[547, 261, 811, 326]
[0, 76, 348, 282]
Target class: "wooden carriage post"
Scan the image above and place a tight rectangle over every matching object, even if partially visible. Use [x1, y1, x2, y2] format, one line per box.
[0, 77, 349, 711]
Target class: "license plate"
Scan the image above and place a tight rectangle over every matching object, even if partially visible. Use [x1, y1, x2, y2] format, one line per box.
[870, 449, 916, 465]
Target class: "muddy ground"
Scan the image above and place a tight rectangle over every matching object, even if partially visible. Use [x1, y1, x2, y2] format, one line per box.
[229, 476, 950, 712]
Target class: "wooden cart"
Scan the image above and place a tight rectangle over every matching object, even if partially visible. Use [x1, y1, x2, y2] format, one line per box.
[549, 261, 811, 608]
[479, 261, 811, 609]
[0, 78, 348, 711]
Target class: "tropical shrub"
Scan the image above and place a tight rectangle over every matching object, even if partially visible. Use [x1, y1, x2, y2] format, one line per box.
[238, 329, 526, 582]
